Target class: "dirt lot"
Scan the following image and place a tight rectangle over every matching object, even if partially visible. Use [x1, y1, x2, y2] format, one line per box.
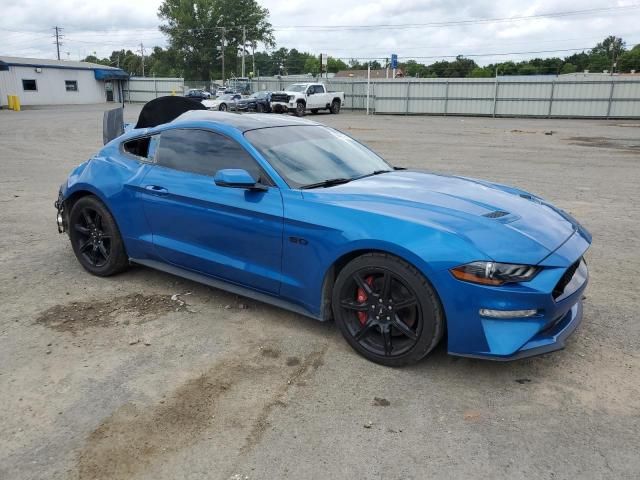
[1, 104, 639, 480]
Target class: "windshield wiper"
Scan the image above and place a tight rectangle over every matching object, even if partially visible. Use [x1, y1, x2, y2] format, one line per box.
[354, 169, 393, 180]
[300, 178, 353, 189]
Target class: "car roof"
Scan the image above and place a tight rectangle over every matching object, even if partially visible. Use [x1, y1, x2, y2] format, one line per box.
[172, 111, 321, 132]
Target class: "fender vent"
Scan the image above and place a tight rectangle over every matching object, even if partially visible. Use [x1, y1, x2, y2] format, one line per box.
[483, 210, 510, 219]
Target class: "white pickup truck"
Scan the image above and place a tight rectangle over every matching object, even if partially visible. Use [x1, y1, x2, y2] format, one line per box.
[270, 83, 345, 116]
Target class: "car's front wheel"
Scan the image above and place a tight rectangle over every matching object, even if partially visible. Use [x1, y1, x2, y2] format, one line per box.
[68, 196, 129, 277]
[295, 101, 305, 117]
[219, 103, 227, 111]
[332, 253, 444, 366]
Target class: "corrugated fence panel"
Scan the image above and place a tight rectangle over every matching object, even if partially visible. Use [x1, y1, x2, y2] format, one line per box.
[496, 99, 550, 116]
[551, 100, 609, 117]
[553, 81, 610, 99]
[612, 81, 640, 99]
[125, 77, 184, 102]
[499, 82, 552, 99]
[448, 81, 494, 99]
[447, 99, 493, 115]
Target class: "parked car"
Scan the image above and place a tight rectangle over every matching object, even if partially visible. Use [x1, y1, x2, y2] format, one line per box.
[202, 93, 242, 111]
[215, 87, 234, 97]
[235, 91, 272, 112]
[55, 102, 591, 366]
[270, 83, 344, 116]
[185, 89, 211, 100]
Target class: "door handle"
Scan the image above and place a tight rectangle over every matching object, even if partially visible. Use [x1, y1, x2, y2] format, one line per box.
[144, 185, 169, 196]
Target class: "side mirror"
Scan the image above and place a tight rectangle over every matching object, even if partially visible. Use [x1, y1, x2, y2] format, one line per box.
[214, 169, 266, 191]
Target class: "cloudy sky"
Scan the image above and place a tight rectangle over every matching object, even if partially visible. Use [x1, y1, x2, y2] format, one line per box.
[1, 0, 639, 65]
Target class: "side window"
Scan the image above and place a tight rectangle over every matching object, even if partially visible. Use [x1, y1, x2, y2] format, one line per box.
[315, 85, 325, 94]
[156, 129, 267, 182]
[22, 79, 37, 91]
[65, 80, 78, 92]
[123, 135, 158, 161]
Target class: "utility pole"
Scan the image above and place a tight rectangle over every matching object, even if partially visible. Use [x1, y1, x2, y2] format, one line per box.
[221, 28, 226, 83]
[52, 26, 64, 60]
[241, 26, 246, 78]
[139, 43, 145, 77]
[251, 41, 256, 78]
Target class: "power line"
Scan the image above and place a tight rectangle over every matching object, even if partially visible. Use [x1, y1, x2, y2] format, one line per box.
[271, 5, 640, 30]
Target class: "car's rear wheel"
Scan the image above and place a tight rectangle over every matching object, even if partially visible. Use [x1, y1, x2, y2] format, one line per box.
[330, 100, 341, 114]
[332, 253, 444, 366]
[219, 103, 227, 111]
[256, 103, 265, 113]
[68, 196, 128, 277]
[295, 101, 305, 117]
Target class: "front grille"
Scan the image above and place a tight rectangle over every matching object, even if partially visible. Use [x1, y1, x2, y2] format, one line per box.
[271, 93, 289, 102]
[483, 210, 510, 219]
[552, 258, 582, 300]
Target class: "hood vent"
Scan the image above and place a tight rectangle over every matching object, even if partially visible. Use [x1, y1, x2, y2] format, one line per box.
[483, 210, 510, 219]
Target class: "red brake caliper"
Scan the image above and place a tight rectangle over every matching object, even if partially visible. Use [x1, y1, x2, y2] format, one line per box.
[356, 276, 375, 325]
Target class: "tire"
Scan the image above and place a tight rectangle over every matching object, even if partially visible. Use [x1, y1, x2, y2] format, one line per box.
[294, 101, 305, 117]
[256, 103, 265, 113]
[332, 253, 444, 366]
[68, 196, 129, 277]
[219, 103, 227, 111]
[330, 100, 341, 114]
[310, 109, 319, 114]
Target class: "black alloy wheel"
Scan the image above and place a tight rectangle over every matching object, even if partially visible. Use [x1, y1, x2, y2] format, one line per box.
[68, 196, 128, 276]
[219, 103, 227, 111]
[295, 102, 305, 117]
[330, 100, 341, 114]
[333, 253, 443, 366]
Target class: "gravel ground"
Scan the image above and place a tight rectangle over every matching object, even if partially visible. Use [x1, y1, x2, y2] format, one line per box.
[0, 104, 638, 480]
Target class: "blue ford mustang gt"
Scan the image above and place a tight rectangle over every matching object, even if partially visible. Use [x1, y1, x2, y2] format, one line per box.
[55, 106, 591, 366]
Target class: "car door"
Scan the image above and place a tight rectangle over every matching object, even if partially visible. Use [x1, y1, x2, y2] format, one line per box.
[139, 127, 284, 294]
[310, 85, 327, 108]
[304, 85, 317, 109]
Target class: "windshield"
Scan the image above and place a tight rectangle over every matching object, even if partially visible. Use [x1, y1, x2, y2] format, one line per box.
[219, 94, 235, 100]
[285, 84, 307, 92]
[245, 126, 392, 189]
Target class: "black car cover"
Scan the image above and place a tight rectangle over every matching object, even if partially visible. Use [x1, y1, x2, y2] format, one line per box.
[135, 95, 207, 129]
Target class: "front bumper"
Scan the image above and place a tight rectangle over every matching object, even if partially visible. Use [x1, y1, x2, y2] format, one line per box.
[442, 231, 590, 360]
[54, 187, 67, 233]
[271, 101, 295, 113]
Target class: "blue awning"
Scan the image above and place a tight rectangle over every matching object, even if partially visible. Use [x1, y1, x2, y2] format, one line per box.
[94, 68, 129, 80]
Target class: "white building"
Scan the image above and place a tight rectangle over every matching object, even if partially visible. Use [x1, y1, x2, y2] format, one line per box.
[0, 56, 129, 107]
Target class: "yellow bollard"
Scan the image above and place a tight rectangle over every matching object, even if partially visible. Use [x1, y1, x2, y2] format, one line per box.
[7, 95, 14, 110]
[171, 89, 176, 96]
[13, 96, 20, 111]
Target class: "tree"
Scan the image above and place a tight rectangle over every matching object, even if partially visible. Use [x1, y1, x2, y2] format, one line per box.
[469, 67, 492, 78]
[560, 63, 577, 74]
[158, 0, 274, 80]
[592, 36, 626, 60]
[304, 57, 320, 75]
[618, 45, 640, 72]
[327, 57, 348, 73]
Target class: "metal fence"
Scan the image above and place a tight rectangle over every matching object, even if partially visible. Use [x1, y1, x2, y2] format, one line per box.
[123, 75, 640, 118]
[123, 77, 185, 103]
[250, 76, 640, 118]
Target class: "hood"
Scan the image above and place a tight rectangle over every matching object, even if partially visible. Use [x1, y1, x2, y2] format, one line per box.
[304, 170, 581, 265]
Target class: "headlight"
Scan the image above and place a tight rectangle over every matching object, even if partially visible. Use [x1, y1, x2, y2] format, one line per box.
[450, 261, 539, 285]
